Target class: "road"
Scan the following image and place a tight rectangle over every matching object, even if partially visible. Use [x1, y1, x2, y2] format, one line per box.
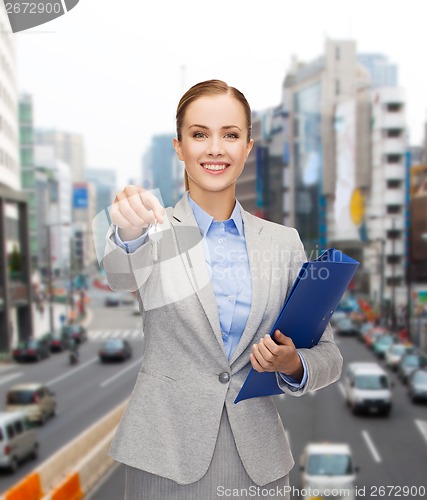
[0, 287, 141, 494]
[89, 330, 427, 499]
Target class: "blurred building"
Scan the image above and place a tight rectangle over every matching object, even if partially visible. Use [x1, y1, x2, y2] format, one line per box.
[410, 165, 427, 282]
[364, 88, 407, 316]
[85, 168, 117, 214]
[0, 12, 33, 350]
[237, 105, 291, 226]
[242, 39, 409, 318]
[410, 164, 427, 348]
[34, 129, 86, 183]
[19, 95, 35, 257]
[142, 133, 184, 207]
[34, 145, 72, 277]
[283, 40, 371, 258]
[357, 54, 398, 87]
[72, 182, 97, 274]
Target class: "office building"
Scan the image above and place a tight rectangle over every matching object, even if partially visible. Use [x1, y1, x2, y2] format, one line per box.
[0, 10, 33, 350]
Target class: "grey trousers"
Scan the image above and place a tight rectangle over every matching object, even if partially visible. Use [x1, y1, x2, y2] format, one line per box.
[124, 406, 290, 500]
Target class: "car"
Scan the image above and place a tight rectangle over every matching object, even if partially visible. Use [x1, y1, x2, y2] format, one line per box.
[384, 343, 413, 371]
[331, 311, 348, 327]
[99, 338, 133, 362]
[48, 330, 71, 352]
[357, 322, 375, 342]
[5, 384, 57, 425]
[105, 295, 120, 307]
[120, 293, 136, 305]
[372, 334, 395, 359]
[335, 317, 360, 337]
[300, 443, 357, 500]
[12, 339, 50, 362]
[0, 411, 39, 473]
[61, 324, 88, 344]
[361, 326, 388, 346]
[397, 353, 427, 384]
[364, 329, 387, 349]
[407, 369, 427, 403]
[344, 362, 392, 416]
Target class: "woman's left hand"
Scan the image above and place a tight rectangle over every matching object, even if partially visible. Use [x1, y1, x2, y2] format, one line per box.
[249, 330, 304, 381]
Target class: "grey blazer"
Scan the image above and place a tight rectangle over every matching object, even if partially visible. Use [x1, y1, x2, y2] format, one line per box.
[103, 192, 343, 487]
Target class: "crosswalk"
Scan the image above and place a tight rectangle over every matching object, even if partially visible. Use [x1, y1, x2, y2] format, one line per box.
[88, 329, 143, 341]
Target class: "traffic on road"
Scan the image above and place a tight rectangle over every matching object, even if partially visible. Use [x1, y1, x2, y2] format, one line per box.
[1, 285, 426, 498]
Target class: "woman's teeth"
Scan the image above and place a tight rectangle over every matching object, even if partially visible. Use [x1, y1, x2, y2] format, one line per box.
[202, 164, 228, 171]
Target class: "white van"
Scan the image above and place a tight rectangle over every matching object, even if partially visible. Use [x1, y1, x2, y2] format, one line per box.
[344, 362, 392, 416]
[300, 443, 357, 500]
[0, 411, 39, 473]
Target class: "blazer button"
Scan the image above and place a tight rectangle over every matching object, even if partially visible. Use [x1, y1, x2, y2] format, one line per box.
[219, 372, 230, 384]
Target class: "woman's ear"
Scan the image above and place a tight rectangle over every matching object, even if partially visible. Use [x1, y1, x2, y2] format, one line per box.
[173, 138, 184, 161]
[245, 139, 254, 160]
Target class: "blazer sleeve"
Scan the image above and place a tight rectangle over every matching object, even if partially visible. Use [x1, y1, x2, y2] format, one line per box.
[275, 227, 343, 397]
[102, 224, 155, 292]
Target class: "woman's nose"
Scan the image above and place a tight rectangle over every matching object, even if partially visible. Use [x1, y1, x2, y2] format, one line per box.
[207, 137, 224, 156]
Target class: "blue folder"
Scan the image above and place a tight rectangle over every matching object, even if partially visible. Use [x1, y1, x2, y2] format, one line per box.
[234, 248, 359, 404]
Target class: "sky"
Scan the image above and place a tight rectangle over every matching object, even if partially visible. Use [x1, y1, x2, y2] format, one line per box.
[13, 0, 427, 189]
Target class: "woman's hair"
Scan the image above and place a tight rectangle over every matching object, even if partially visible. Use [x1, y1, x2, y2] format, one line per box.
[176, 79, 252, 191]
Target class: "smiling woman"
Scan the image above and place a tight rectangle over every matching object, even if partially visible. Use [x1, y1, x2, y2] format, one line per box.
[103, 79, 343, 500]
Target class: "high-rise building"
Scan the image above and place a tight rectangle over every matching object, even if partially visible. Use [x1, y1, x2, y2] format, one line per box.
[34, 145, 72, 277]
[283, 40, 371, 255]
[19, 94, 39, 267]
[357, 54, 398, 88]
[142, 134, 184, 207]
[85, 168, 117, 214]
[249, 39, 408, 319]
[34, 129, 86, 183]
[1, 9, 33, 349]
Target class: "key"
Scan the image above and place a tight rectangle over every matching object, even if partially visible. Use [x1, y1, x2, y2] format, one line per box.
[148, 220, 162, 261]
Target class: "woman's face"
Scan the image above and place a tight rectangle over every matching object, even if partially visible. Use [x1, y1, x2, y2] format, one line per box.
[173, 94, 254, 194]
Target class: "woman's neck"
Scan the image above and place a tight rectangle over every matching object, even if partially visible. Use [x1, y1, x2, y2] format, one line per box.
[188, 184, 236, 221]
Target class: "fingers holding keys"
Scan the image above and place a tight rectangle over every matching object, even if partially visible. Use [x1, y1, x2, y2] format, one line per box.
[111, 185, 166, 240]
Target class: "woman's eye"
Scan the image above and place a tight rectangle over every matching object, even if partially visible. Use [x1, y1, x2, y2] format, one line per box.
[225, 133, 238, 139]
[193, 132, 206, 138]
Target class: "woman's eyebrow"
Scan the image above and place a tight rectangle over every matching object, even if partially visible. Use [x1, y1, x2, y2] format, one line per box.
[189, 124, 242, 131]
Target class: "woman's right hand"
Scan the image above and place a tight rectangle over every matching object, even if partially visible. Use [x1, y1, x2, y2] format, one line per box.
[111, 185, 166, 241]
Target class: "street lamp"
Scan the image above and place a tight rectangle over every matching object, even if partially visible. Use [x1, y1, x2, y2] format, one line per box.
[46, 222, 71, 333]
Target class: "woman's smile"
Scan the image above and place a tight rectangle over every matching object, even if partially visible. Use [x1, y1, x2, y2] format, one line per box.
[200, 161, 230, 173]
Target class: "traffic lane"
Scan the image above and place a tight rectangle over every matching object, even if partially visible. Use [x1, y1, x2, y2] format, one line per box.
[333, 336, 426, 489]
[81, 333, 427, 499]
[276, 335, 427, 494]
[0, 313, 143, 491]
[0, 347, 140, 493]
[337, 336, 427, 489]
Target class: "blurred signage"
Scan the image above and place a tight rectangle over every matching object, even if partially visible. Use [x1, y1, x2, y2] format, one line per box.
[418, 291, 427, 305]
[73, 185, 88, 209]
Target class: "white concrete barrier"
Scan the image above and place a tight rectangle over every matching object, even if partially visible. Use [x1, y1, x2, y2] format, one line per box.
[1, 399, 127, 500]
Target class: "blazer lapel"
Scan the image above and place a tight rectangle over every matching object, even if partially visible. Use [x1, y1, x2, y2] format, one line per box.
[229, 209, 272, 366]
